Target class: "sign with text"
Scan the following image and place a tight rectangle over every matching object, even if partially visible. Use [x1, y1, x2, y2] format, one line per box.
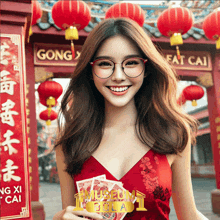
[0, 34, 32, 219]
[34, 43, 82, 66]
[163, 50, 212, 71]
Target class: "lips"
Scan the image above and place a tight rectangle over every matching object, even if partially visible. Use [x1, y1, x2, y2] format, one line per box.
[106, 85, 131, 96]
[107, 85, 131, 92]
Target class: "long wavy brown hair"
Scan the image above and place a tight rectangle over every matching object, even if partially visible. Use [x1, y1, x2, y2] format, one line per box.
[54, 18, 199, 176]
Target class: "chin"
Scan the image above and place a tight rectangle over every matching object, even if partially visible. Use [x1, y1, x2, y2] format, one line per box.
[105, 98, 134, 108]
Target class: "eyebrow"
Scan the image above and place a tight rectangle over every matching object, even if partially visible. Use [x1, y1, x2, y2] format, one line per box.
[94, 54, 142, 60]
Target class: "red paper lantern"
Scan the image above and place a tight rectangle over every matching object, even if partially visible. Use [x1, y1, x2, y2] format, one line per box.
[52, 0, 91, 58]
[29, 1, 42, 39]
[183, 85, 204, 106]
[31, 1, 42, 26]
[203, 9, 220, 49]
[37, 80, 63, 109]
[40, 109, 58, 126]
[157, 7, 194, 59]
[105, 2, 145, 27]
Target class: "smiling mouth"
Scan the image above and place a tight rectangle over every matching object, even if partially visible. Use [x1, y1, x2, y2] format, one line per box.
[107, 86, 131, 92]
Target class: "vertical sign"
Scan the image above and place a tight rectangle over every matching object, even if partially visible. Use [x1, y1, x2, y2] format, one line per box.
[0, 34, 32, 219]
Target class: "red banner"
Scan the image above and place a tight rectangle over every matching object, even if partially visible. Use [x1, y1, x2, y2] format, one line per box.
[0, 35, 32, 219]
[163, 50, 212, 71]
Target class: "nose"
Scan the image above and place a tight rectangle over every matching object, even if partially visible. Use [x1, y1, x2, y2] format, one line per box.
[111, 63, 126, 81]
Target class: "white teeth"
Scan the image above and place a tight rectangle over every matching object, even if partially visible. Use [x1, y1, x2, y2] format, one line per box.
[109, 86, 129, 92]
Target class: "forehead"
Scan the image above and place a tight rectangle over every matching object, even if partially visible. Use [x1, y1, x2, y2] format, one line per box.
[95, 35, 141, 58]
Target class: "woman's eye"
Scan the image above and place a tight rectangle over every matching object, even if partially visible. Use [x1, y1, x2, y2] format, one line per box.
[125, 60, 139, 66]
[97, 61, 112, 67]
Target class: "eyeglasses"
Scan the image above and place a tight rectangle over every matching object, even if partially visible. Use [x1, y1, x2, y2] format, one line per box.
[90, 57, 148, 79]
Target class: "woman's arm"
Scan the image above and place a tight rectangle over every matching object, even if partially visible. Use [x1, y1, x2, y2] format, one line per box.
[171, 138, 209, 220]
[55, 144, 76, 209]
[54, 145, 103, 220]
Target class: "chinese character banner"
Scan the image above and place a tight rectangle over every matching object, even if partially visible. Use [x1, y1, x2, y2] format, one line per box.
[0, 35, 31, 219]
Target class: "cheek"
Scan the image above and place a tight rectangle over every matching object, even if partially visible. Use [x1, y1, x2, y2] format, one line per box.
[93, 76, 108, 91]
[133, 76, 144, 87]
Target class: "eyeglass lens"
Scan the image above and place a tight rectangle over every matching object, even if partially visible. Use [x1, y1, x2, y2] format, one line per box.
[92, 57, 145, 78]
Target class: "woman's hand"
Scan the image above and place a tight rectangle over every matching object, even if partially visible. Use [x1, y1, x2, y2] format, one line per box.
[53, 206, 103, 220]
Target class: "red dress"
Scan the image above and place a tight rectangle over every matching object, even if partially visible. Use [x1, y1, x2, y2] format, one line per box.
[73, 148, 172, 220]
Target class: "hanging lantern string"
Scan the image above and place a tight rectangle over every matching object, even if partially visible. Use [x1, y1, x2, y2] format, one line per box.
[71, 40, 75, 59]
[176, 46, 181, 60]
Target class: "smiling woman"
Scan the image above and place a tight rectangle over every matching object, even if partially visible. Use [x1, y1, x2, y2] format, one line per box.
[52, 18, 208, 220]
[90, 35, 146, 108]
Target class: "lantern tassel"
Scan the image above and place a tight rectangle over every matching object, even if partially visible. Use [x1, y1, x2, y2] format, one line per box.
[27, 26, 33, 43]
[71, 40, 75, 59]
[216, 37, 220, 49]
[46, 120, 51, 126]
[192, 100, 197, 106]
[176, 46, 181, 60]
[65, 26, 78, 60]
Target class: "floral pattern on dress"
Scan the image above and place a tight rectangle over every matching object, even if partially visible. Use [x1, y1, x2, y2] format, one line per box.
[153, 186, 170, 201]
[140, 155, 171, 202]
[139, 156, 159, 193]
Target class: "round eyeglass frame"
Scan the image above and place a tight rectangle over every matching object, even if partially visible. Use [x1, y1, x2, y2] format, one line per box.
[90, 57, 148, 79]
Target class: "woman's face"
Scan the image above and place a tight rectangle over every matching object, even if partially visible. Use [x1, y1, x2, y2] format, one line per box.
[91, 35, 145, 108]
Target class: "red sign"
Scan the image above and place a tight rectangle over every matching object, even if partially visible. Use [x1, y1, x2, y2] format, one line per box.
[163, 50, 212, 71]
[0, 35, 32, 219]
[34, 43, 82, 66]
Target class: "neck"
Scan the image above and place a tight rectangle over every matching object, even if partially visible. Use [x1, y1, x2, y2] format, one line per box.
[104, 100, 138, 130]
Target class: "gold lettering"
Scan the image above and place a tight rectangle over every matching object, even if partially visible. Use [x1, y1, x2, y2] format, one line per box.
[75, 51, 81, 60]
[215, 117, 220, 124]
[103, 202, 109, 212]
[37, 49, 46, 60]
[73, 194, 84, 211]
[103, 190, 110, 200]
[64, 50, 72, 61]
[85, 190, 94, 200]
[195, 57, 204, 66]
[172, 55, 179, 65]
[166, 54, 172, 63]
[216, 126, 220, 132]
[118, 190, 125, 200]
[94, 202, 100, 212]
[110, 190, 117, 200]
[46, 50, 55, 60]
[136, 197, 147, 211]
[26, 98, 29, 107]
[218, 134, 220, 141]
[126, 190, 136, 200]
[203, 56, 207, 66]
[26, 109, 30, 116]
[188, 56, 195, 65]
[218, 142, 220, 148]
[180, 55, 185, 65]
[55, 50, 64, 60]
[95, 190, 103, 200]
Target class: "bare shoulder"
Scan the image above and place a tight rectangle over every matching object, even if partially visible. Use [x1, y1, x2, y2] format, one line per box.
[166, 154, 177, 167]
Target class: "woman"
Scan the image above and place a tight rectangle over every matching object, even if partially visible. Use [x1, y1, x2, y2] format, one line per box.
[53, 18, 208, 220]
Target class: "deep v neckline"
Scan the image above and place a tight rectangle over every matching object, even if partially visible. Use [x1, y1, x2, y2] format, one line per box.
[90, 148, 153, 181]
